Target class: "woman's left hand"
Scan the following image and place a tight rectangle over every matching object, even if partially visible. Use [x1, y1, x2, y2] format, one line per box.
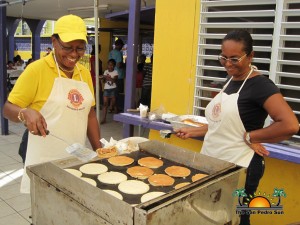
[249, 143, 269, 156]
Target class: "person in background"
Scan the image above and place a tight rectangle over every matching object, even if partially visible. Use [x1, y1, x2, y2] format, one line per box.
[25, 58, 34, 69]
[3, 14, 102, 194]
[140, 54, 153, 108]
[175, 30, 299, 225]
[90, 44, 103, 104]
[45, 47, 52, 56]
[100, 59, 118, 124]
[135, 63, 144, 108]
[108, 38, 125, 111]
[7, 60, 16, 70]
[13, 55, 24, 67]
[138, 54, 146, 72]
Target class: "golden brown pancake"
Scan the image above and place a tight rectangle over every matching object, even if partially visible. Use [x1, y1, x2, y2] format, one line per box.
[108, 155, 134, 166]
[192, 173, 208, 182]
[138, 156, 163, 168]
[165, 166, 191, 177]
[127, 166, 154, 179]
[174, 182, 191, 189]
[97, 147, 117, 159]
[148, 174, 175, 186]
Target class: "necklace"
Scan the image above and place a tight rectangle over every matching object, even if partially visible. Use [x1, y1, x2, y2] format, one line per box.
[58, 66, 74, 73]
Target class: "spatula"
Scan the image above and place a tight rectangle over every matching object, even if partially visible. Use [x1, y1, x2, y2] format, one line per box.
[46, 130, 97, 162]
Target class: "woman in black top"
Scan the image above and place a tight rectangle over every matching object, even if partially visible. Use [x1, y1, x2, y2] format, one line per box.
[176, 30, 299, 225]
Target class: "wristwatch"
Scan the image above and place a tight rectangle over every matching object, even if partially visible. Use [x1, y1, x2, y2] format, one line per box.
[245, 132, 252, 145]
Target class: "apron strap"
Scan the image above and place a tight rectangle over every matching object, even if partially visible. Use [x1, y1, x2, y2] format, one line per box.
[237, 67, 254, 93]
[75, 64, 83, 81]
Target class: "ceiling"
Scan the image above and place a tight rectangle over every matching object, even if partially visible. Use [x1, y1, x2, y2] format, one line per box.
[5, 0, 155, 23]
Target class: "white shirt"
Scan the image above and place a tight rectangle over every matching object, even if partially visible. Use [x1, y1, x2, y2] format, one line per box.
[103, 69, 118, 90]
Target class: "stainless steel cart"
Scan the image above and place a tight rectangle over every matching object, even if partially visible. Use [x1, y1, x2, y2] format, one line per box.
[27, 140, 245, 225]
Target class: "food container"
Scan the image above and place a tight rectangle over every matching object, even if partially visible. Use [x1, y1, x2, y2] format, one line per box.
[167, 115, 208, 129]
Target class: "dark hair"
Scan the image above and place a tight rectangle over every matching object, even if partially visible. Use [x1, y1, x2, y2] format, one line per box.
[115, 38, 124, 46]
[137, 63, 143, 72]
[222, 30, 253, 55]
[140, 54, 146, 60]
[52, 34, 59, 39]
[27, 58, 33, 65]
[108, 58, 116, 66]
[91, 44, 101, 55]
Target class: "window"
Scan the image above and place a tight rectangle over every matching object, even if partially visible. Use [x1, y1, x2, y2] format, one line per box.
[194, 0, 300, 139]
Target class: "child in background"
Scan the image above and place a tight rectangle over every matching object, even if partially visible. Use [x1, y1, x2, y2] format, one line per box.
[7, 61, 16, 70]
[100, 59, 119, 124]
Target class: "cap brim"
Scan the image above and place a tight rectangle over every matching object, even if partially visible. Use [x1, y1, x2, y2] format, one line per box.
[59, 33, 87, 43]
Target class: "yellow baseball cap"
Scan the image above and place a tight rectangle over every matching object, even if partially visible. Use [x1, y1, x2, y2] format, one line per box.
[54, 14, 87, 43]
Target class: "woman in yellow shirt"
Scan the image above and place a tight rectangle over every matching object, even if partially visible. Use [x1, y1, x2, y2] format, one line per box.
[3, 14, 102, 193]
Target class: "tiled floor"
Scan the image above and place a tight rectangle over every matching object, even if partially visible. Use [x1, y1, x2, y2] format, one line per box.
[0, 111, 148, 225]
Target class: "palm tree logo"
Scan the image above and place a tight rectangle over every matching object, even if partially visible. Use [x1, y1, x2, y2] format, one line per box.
[272, 188, 287, 207]
[232, 188, 247, 206]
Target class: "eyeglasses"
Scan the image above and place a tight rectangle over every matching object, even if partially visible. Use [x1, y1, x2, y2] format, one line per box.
[56, 38, 86, 54]
[218, 54, 247, 64]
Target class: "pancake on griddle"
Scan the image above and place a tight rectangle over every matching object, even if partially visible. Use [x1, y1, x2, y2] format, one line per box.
[80, 177, 97, 186]
[118, 180, 149, 195]
[103, 189, 123, 200]
[141, 191, 165, 203]
[148, 174, 175, 187]
[165, 166, 191, 178]
[127, 166, 154, 179]
[64, 168, 82, 177]
[108, 155, 134, 166]
[138, 156, 163, 168]
[97, 171, 127, 184]
[97, 146, 117, 159]
[192, 173, 208, 182]
[174, 182, 191, 189]
[79, 163, 108, 175]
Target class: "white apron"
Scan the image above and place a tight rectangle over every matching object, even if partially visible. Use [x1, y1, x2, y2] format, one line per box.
[201, 69, 254, 168]
[21, 61, 94, 193]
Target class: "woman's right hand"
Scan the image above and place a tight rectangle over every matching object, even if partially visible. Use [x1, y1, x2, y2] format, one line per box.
[22, 108, 48, 137]
[174, 125, 208, 139]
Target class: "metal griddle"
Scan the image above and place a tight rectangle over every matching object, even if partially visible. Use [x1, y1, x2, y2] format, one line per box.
[27, 140, 246, 225]
[68, 150, 208, 205]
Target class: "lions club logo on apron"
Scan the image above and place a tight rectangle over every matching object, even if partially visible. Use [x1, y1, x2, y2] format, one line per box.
[212, 102, 221, 119]
[68, 89, 84, 109]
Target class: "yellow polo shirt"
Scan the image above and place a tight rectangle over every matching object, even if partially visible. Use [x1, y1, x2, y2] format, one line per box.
[8, 54, 95, 111]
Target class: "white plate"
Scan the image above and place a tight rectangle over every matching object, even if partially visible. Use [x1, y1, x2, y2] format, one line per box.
[167, 115, 207, 129]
